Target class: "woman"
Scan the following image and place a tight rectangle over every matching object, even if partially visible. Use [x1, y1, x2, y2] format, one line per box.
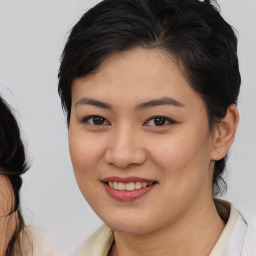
[58, 0, 256, 255]
[0, 96, 32, 256]
[0, 96, 66, 256]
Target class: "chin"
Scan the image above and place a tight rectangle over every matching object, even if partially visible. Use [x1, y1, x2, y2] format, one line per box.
[101, 213, 154, 235]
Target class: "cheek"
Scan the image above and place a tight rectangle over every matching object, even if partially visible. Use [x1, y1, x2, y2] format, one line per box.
[69, 134, 101, 176]
[148, 133, 213, 219]
[150, 128, 212, 184]
[68, 133, 103, 205]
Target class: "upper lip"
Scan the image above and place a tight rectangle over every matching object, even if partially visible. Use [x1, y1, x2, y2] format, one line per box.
[101, 176, 158, 183]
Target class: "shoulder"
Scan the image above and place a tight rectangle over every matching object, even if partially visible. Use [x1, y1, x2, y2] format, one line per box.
[76, 224, 114, 256]
[214, 200, 256, 256]
[223, 212, 256, 256]
[241, 224, 256, 255]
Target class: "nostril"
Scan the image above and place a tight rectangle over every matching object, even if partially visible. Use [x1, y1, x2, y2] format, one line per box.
[104, 147, 147, 168]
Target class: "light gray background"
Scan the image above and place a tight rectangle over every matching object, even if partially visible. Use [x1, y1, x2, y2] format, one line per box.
[0, 0, 255, 251]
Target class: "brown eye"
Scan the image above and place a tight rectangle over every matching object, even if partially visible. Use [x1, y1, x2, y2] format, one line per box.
[83, 115, 110, 125]
[92, 116, 105, 125]
[144, 116, 175, 127]
[153, 117, 166, 126]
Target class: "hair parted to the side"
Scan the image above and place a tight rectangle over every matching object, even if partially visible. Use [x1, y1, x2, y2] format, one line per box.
[58, 0, 241, 196]
[0, 95, 31, 256]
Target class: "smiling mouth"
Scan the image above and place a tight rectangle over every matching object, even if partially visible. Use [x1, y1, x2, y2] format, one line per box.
[106, 181, 155, 191]
[102, 177, 158, 201]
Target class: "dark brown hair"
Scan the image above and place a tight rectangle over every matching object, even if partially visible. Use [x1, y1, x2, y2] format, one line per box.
[0, 95, 29, 255]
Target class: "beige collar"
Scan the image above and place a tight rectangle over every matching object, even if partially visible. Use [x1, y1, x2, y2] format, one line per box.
[209, 199, 239, 255]
[76, 200, 239, 256]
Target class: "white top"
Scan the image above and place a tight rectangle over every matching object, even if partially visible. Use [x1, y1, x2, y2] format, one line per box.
[76, 200, 256, 256]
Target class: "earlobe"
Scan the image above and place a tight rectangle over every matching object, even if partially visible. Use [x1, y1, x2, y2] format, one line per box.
[211, 104, 239, 161]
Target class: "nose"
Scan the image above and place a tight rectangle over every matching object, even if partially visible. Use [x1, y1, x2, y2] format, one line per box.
[104, 127, 147, 168]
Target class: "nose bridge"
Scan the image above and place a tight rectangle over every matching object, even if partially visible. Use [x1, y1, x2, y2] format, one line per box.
[105, 123, 146, 168]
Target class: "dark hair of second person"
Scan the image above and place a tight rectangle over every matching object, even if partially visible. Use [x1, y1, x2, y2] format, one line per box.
[0, 96, 29, 256]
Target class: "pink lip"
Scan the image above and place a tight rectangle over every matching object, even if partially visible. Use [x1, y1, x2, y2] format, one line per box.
[101, 176, 158, 202]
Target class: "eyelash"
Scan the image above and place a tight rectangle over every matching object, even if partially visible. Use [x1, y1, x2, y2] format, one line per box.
[82, 115, 176, 127]
[82, 115, 110, 126]
[144, 116, 176, 127]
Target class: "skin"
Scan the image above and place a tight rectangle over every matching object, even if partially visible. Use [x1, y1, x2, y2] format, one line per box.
[0, 174, 18, 256]
[69, 48, 239, 256]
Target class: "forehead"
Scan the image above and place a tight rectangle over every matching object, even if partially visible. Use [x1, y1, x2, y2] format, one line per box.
[71, 48, 204, 110]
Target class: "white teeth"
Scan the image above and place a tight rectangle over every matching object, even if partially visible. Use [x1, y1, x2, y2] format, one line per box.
[142, 182, 147, 188]
[126, 182, 135, 191]
[135, 182, 142, 190]
[107, 181, 154, 191]
[113, 181, 118, 190]
[118, 183, 125, 190]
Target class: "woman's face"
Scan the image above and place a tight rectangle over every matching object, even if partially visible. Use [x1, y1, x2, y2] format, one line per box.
[69, 48, 217, 234]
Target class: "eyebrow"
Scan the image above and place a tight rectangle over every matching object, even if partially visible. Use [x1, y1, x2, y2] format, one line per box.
[75, 98, 112, 109]
[135, 97, 184, 110]
[75, 96, 184, 110]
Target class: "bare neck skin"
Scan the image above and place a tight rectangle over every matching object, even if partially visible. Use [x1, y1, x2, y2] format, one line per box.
[109, 197, 225, 256]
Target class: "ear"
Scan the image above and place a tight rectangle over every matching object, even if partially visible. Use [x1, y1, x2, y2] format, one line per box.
[211, 104, 239, 161]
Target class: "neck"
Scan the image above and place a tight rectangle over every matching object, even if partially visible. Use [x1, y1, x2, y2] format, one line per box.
[110, 198, 225, 256]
